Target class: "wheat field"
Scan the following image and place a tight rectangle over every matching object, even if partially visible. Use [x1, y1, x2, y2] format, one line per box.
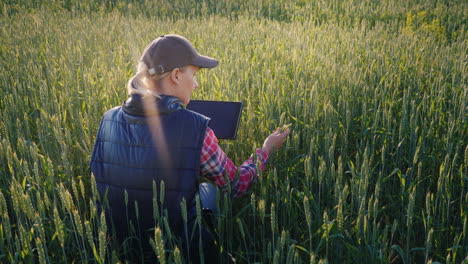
[0, 0, 466, 263]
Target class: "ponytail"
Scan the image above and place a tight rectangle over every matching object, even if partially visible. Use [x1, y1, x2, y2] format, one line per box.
[127, 62, 165, 98]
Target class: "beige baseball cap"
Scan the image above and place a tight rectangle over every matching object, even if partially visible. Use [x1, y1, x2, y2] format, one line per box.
[141, 34, 219, 74]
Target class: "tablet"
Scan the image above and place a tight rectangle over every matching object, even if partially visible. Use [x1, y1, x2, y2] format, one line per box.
[186, 100, 243, 140]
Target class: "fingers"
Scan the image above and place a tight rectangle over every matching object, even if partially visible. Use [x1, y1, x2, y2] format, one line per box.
[272, 127, 291, 135]
[262, 126, 291, 156]
[274, 128, 290, 137]
[281, 128, 291, 136]
[278, 129, 290, 144]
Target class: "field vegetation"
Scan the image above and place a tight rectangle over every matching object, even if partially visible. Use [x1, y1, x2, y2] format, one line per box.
[0, 0, 466, 263]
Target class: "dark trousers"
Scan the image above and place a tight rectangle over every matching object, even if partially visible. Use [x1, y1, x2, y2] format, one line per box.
[106, 182, 219, 263]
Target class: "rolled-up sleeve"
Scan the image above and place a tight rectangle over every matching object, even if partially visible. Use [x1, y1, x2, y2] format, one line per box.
[200, 128, 268, 198]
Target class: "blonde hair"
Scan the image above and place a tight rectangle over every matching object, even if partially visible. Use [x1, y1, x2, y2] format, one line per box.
[127, 62, 189, 98]
[127, 62, 170, 98]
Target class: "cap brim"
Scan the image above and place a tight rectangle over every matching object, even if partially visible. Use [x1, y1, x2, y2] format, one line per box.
[192, 55, 219, 69]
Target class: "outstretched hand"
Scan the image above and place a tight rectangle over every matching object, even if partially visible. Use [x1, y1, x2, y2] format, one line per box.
[262, 125, 291, 156]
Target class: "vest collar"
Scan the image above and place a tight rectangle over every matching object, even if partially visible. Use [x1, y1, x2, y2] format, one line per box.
[122, 94, 184, 116]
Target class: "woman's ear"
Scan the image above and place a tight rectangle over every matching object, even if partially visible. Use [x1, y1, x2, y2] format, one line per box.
[169, 68, 180, 84]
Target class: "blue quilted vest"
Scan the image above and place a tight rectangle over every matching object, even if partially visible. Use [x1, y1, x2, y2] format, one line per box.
[90, 94, 209, 244]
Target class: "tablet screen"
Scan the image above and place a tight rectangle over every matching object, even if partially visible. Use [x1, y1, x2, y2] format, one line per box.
[186, 100, 243, 140]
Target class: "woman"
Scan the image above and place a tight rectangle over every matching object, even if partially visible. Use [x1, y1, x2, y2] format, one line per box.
[90, 34, 290, 262]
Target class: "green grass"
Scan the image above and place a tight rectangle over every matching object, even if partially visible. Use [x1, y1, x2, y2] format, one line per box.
[0, 0, 466, 263]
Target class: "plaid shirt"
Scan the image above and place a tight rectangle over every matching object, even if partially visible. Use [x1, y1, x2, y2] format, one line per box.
[200, 128, 268, 198]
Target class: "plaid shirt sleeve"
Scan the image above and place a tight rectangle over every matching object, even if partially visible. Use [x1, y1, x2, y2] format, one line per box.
[200, 127, 268, 198]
